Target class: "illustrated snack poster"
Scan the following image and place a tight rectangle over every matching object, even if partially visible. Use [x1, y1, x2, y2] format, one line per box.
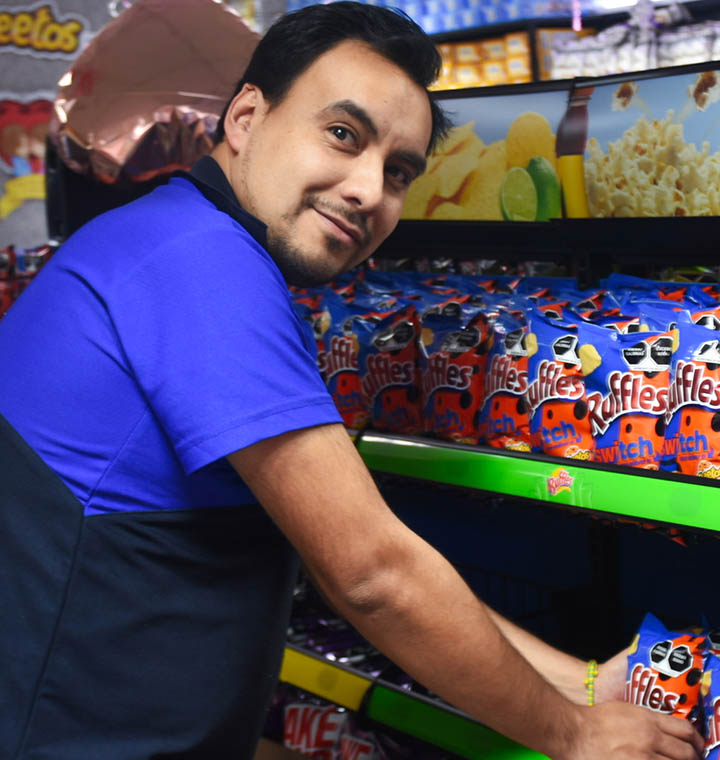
[0, 1, 112, 247]
[401, 87, 571, 222]
[583, 68, 720, 218]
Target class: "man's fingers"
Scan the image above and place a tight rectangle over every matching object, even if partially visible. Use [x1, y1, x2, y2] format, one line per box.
[654, 714, 704, 758]
[654, 733, 702, 760]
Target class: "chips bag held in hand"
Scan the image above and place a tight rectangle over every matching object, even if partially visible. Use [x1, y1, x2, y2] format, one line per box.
[703, 649, 720, 758]
[624, 613, 706, 728]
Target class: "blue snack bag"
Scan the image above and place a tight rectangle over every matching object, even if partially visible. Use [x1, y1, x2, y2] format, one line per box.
[525, 309, 594, 460]
[578, 321, 673, 469]
[356, 299, 423, 436]
[625, 612, 706, 729]
[320, 293, 398, 431]
[664, 318, 720, 478]
[418, 306, 491, 444]
[480, 310, 531, 451]
[704, 649, 720, 758]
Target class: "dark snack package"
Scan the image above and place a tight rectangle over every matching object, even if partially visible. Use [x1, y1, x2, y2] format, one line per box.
[356, 300, 423, 436]
[418, 304, 491, 444]
[578, 321, 674, 469]
[665, 317, 720, 478]
[624, 612, 706, 728]
[480, 310, 531, 452]
[526, 309, 594, 460]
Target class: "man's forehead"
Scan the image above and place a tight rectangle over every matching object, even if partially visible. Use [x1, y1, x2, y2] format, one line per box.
[292, 40, 432, 147]
[293, 40, 423, 106]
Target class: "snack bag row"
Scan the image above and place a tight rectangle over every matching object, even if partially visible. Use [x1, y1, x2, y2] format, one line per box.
[292, 272, 720, 476]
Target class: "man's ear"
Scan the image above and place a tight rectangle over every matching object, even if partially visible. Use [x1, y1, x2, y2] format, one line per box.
[223, 83, 266, 152]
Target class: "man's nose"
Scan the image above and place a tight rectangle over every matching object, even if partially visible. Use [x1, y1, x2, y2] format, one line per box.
[339, 154, 384, 211]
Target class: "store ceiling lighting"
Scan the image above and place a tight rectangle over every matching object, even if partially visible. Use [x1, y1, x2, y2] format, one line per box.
[591, 0, 690, 7]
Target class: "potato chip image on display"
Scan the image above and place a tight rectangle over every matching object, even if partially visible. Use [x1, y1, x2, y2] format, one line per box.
[506, 112, 557, 170]
[401, 111, 560, 222]
[433, 140, 507, 220]
[401, 121, 486, 219]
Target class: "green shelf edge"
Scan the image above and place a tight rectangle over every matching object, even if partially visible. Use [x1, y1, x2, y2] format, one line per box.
[279, 645, 542, 760]
[366, 685, 547, 760]
[356, 434, 720, 532]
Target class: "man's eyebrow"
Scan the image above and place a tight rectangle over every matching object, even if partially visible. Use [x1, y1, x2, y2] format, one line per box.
[322, 99, 378, 138]
[322, 100, 427, 177]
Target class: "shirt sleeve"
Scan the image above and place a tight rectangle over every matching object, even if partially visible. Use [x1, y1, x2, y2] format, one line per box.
[106, 223, 341, 475]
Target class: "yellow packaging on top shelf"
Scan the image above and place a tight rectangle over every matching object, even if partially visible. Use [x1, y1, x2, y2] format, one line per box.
[430, 32, 531, 91]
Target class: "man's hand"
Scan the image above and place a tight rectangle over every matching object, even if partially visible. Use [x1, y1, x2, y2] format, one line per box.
[596, 647, 631, 703]
[567, 702, 704, 760]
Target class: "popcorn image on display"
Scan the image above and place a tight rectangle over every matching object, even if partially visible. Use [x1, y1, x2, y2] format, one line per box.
[612, 81, 638, 111]
[585, 109, 720, 218]
[688, 70, 720, 111]
[584, 69, 720, 218]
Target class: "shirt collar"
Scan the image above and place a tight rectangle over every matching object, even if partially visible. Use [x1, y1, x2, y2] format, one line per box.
[174, 155, 268, 249]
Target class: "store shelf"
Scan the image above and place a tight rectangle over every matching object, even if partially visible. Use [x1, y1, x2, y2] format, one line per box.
[279, 644, 547, 760]
[356, 432, 720, 532]
[378, 216, 720, 272]
[366, 683, 547, 760]
[279, 645, 371, 710]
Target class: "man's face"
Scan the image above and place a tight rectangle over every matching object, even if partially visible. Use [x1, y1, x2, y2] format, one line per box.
[222, 39, 432, 286]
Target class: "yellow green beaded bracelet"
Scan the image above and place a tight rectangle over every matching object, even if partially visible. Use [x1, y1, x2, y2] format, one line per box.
[584, 659, 598, 706]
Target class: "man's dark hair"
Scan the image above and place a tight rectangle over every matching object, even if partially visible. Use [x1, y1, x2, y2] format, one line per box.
[215, 1, 451, 154]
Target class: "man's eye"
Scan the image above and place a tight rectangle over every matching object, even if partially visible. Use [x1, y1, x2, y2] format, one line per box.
[387, 165, 412, 187]
[330, 126, 355, 144]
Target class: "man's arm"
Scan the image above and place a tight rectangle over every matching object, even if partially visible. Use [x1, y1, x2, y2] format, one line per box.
[228, 423, 702, 760]
[486, 607, 586, 703]
[487, 609, 629, 704]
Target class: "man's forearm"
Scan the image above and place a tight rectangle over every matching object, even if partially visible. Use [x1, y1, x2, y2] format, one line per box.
[487, 607, 587, 704]
[314, 530, 584, 760]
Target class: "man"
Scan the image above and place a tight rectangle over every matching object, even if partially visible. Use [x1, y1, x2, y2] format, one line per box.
[0, 3, 703, 759]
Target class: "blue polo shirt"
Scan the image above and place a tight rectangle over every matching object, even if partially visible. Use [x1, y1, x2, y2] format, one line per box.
[0, 157, 340, 515]
[0, 157, 341, 759]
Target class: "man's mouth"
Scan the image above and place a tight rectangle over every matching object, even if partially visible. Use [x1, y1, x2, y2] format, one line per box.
[314, 207, 364, 247]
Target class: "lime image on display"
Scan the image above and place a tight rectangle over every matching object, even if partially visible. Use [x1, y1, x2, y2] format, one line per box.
[526, 156, 562, 221]
[500, 166, 537, 222]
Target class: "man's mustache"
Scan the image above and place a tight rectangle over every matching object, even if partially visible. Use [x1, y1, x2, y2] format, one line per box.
[304, 194, 370, 247]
